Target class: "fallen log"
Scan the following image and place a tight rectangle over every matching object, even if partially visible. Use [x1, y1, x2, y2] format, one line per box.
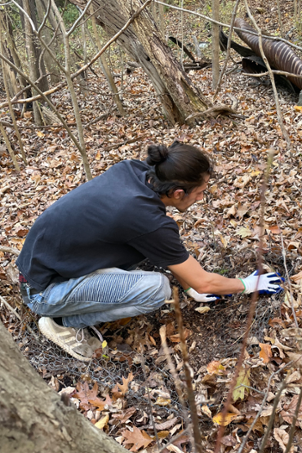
[234, 18, 302, 90]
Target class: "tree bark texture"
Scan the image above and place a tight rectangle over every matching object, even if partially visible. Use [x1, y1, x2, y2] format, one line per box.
[69, 0, 209, 124]
[0, 321, 128, 453]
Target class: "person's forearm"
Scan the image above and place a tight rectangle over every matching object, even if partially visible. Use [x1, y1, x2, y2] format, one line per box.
[194, 273, 244, 295]
[170, 271, 190, 291]
[169, 255, 245, 295]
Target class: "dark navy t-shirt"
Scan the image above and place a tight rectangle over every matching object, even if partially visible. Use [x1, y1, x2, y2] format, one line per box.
[16, 160, 189, 291]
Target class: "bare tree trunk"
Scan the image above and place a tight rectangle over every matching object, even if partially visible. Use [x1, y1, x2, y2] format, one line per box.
[90, 4, 126, 116]
[50, 0, 92, 180]
[0, 321, 128, 453]
[35, 0, 60, 84]
[69, 0, 209, 125]
[0, 11, 20, 98]
[0, 10, 30, 101]
[212, 0, 220, 89]
[23, 0, 43, 125]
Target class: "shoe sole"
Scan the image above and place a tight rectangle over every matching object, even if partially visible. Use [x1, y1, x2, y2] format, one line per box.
[38, 318, 91, 362]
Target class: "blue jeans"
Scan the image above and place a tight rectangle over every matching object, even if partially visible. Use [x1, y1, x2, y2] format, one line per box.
[22, 268, 171, 328]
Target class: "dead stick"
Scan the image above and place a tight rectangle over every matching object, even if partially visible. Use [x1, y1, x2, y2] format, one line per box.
[140, 355, 160, 449]
[258, 379, 287, 453]
[0, 246, 20, 255]
[215, 149, 275, 452]
[0, 295, 39, 340]
[173, 287, 203, 453]
[159, 324, 192, 446]
[237, 364, 289, 453]
[279, 231, 299, 330]
[284, 386, 302, 453]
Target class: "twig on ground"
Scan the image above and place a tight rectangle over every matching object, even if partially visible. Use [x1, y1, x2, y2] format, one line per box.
[173, 286, 202, 453]
[186, 104, 245, 121]
[279, 231, 299, 330]
[237, 364, 289, 453]
[141, 355, 160, 450]
[284, 386, 302, 453]
[214, 148, 275, 452]
[242, 70, 302, 80]
[0, 246, 20, 255]
[0, 295, 39, 340]
[158, 429, 189, 453]
[258, 379, 287, 453]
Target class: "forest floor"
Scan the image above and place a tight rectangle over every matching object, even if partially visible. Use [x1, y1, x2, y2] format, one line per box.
[1, 0, 302, 452]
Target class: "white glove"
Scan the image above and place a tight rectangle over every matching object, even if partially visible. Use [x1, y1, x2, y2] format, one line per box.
[240, 271, 284, 294]
[185, 287, 219, 302]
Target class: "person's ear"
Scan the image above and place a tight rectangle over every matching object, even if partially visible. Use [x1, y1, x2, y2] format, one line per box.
[173, 189, 185, 199]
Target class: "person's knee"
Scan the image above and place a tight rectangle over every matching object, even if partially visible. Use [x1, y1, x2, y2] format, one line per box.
[161, 274, 172, 300]
[146, 273, 171, 310]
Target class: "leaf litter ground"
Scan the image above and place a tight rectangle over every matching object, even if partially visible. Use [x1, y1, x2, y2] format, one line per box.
[1, 3, 302, 451]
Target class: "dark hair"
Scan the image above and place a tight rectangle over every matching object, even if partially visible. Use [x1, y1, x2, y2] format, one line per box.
[146, 141, 213, 197]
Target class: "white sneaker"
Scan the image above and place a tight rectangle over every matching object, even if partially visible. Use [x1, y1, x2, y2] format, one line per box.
[38, 317, 102, 362]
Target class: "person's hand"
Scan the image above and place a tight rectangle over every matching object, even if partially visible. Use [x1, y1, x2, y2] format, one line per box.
[240, 271, 284, 295]
[185, 287, 219, 302]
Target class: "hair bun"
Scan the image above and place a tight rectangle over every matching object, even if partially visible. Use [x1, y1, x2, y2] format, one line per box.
[146, 144, 169, 166]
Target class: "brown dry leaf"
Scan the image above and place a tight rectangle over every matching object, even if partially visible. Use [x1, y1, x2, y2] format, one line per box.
[169, 328, 192, 343]
[259, 343, 273, 363]
[206, 360, 225, 375]
[281, 394, 302, 426]
[122, 426, 153, 452]
[112, 407, 136, 424]
[274, 428, 290, 452]
[220, 434, 237, 446]
[269, 225, 281, 235]
[245, 417, 264, 433]
[212, 412, 238, 426]
[74, 382, 103, 411]
[88, 393, 112, 411]
[16, 227, 29, 237]
[154, 416, 178, 430]
[291, 271, 302, 283]
[112, 372, 134, 400]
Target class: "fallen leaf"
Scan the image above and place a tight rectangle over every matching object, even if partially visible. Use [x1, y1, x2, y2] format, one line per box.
[220, 434, 237, 446]
[213, 412, 238, 426]
[274, 427, 290, 452]
[269, 225, 281, 235]
[112, 407, 137, 424]
[207, 360, 225, 375]
[95, 413, 109, 430]
[122, 426, 153, 452]
[201, 404, 212, 418]
[74, 382, 105, 411]
[285, 352, 302, 367]
[155, 396, 171, 406]
[235, 226, 252, 238]
[259, 343, 272, 363]
[195, 306, 210, 314]
[281, 394, 302, 427]
[112, 372, 134, 400]
[233, 368, 250, 402]
[291, 271, 302, 283]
